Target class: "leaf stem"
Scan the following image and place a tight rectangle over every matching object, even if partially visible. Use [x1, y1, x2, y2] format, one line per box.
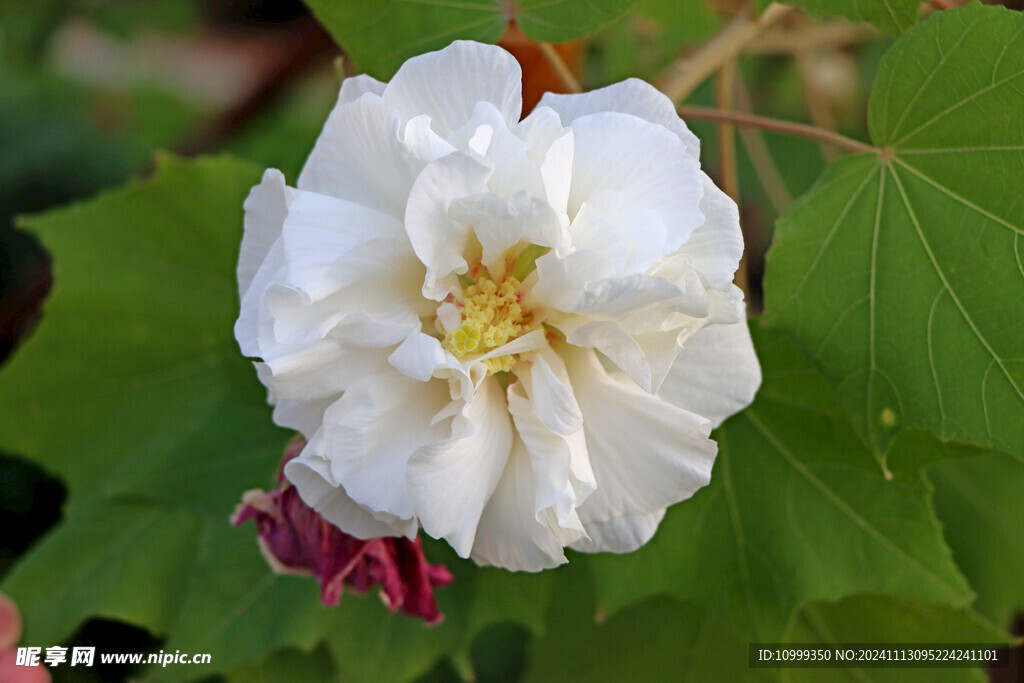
[676, 106, 878, 155]
[657, 1, 792, 102]
[537, 42, 582, 94]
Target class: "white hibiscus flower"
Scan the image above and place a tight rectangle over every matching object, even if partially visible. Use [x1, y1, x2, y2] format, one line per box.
[236, 40, 761, 572]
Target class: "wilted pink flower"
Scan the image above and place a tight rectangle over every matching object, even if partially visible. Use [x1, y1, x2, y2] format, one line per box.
[232, 437, 453, 624]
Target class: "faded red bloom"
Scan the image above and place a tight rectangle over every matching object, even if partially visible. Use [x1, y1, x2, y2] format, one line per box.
[232, 437, 453, 625]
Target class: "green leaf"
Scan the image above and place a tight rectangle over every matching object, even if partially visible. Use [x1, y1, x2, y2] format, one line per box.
[756, 0, 921, 35]
[527, 562, 775, 682]
[929, 452, 1024, 630]
[1, 154, 286, 512]
[1, 500, 202, 644]
[303, 0, 640, 78]
[0, 155, 293, 647]
[783, 595, 1011, 683]
[763, 4, 1024, 459]
[223, 643, 338, 683]
[585, 324, 973, 641]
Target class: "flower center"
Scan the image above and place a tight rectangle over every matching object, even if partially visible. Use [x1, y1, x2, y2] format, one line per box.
[442, 273, 530, 374]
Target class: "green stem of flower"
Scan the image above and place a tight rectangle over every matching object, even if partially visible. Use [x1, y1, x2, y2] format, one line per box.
[676, 106, 877, 155]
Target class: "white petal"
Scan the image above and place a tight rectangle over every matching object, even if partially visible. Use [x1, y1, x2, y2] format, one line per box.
[407, 377, 512, 557]
[280, 190, 407, 302]
[270, 396, 334, 439]
[403, 115, 458, 163]
[659, 320, 761, 428]
[338, 74, 386, 105]
[448, 101, 526, 166]
[508, 352, 595, 535]
[383, 41, 522, 138]
[321, 375, 452, 520]
[517, 106, 574, 225]
[564, 320, 653, 392]
[236, 238, 285, 358]
[566, 112, 703, 252]
[469, 438, 569, 571]
[388, 332, 447, 382]
[530, 347, 583, 436]
[564, 345, 717, 527]
[569, 196, 667, 275]
[570, 509, 666, 554]
[256, 343, 389, 401]
[448, 192, 562, 275]
[297, 93, 421, 218]
[654, 172, 744, 289]
[532, 249, 704, 322]
[405, 152, 493, 300]
[264, 235, 429, 347]
[239, 169, 290, 301]
[539, 78, 701, 159]
[285, 451, 417, 539]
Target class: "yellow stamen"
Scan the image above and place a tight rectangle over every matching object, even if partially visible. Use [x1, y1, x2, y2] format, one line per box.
[442, 273, 530, 374]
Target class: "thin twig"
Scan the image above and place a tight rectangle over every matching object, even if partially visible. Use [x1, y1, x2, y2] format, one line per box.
[657, 2, 792, 102]
[676, 106, 877, 154]
[733, 76, 792, 213]
[748, 21, 876, 55]
[537, 41, 582, 94]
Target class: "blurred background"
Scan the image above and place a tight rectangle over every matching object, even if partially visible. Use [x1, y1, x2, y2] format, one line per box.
[1, 1, 1020, 680]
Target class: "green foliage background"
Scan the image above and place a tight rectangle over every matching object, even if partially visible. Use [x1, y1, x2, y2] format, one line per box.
[1, 0, 1021, 680]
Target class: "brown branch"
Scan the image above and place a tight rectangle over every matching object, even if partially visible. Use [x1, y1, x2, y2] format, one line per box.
[676, 106, 877, 154]
[748, 21, 877, 55]
[657, 2, 792, 102]
[733, 77, 792, 214]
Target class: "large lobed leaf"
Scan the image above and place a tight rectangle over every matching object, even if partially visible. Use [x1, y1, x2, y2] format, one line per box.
[303, 0, 641, 78]
[763, 4, 1024, 460]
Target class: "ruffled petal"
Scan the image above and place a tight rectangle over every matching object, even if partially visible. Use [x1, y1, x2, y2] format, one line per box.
[507, 351, 594, 537]
[279, 190, 408, 302]
[404, 152, 493, 300]
[383, 41, 522, 138]
[563, 345, 717, 531]
[239, 169, 290, 301]
[320, 375, 452, 520]
[237, 245, 285, 359]
[407, 378, 512, 557]
[570, 509, 666, 554]
[285, 451, 417, 539]
[539, 78, 700, 159]
[652, 172, 744, 289]
[531, 249, 705, 323]
[659, 320, 761, 429]
[568, 195, 667, 275]
[255, 343, 388, 402]
[297, 93, 422, 218]
[564, 112, 703, 252]
[338, 74, 386, 104]
[469, 437, 569, 571]
[448, 192, 563, 276]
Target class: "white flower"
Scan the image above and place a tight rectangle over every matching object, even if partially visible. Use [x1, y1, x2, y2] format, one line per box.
[235, 41, 761, 572]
